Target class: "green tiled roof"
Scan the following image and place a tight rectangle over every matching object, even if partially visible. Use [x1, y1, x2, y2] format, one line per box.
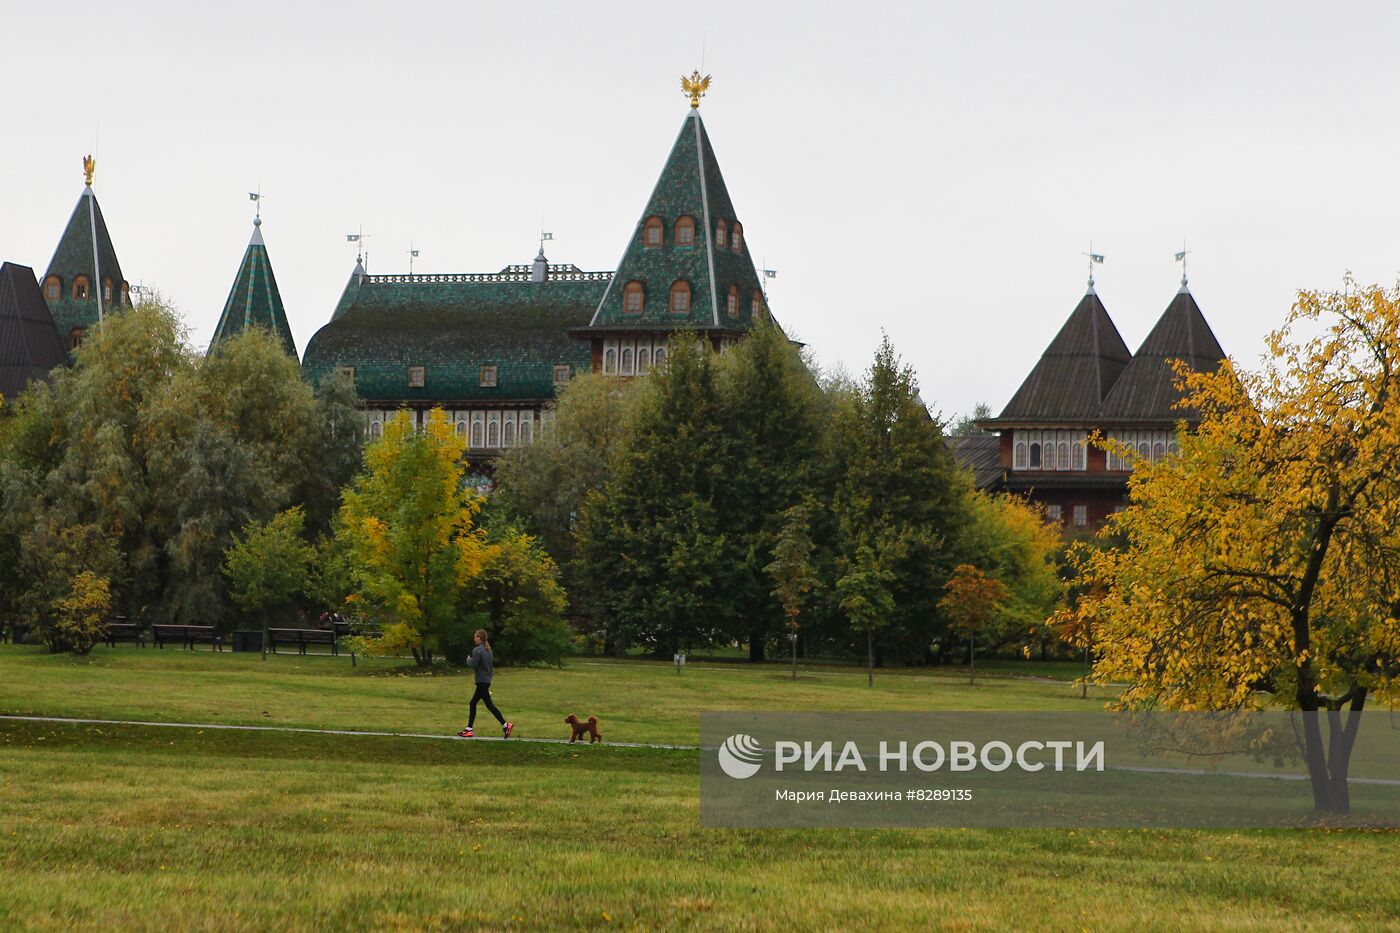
[43, 187, 128, 345]
[585, 110, 768, 333]
[208, 220, 298, 357]
[301, 271, 604, 403]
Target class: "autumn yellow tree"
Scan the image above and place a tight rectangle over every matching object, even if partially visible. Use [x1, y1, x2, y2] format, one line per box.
[1074, 280, 1400, 813]
[939, 563, 1008, 685]
[336, 409, 491, 666]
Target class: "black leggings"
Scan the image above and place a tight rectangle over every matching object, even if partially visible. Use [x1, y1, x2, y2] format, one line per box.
[469, 683, 504, 727]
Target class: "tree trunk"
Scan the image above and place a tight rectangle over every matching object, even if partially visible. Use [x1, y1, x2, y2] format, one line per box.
[866, 628, 873, 688]
[1299, 690, 1367, 814]
[969, 631, 975, 686]
[791, 631, 797, 680]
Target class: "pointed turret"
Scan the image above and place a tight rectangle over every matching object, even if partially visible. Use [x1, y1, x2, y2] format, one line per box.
[583, 107, 768, 335]
[0, 262, 67, 400]
[1099, 287, 1226, 422]
[208, 217, 298, 357]
[988, 289, 1133, 423]
[331, 258, 366, 322]
[42, 160, 129, 350]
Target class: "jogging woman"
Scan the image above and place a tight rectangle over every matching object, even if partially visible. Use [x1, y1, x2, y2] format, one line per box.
[458, 629, 513, 738]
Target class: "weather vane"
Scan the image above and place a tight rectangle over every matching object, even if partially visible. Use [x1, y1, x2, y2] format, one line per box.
[1175, 240, 1190, 287]
[681, 70, 711, 109]
[347, 226, 371, 266]
[1084, 244, 1105, 288]
[83, 154, 95, 187]
[408, 241, 419, 274]
[249, 187, 265, 224]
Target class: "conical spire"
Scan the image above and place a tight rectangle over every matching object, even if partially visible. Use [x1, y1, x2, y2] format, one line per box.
[0, 262, 67, 399]
[586, 109, 767, 332]
[993, 290, 1133, 422]
[208, 217, 298, 357]
[43, 183, 128, 349]
[331, 257, 366, 321]
[1099, 289, 1226, 422]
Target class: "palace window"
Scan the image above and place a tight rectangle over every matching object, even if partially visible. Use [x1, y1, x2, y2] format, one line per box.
[504, 419, 516, 447]
[1072, 442, 1085, 470]
[369, 420, 383, 439]
[553, 364, 571, 385]
[1014, 442, 1027, 469]
[337, 366, 356, 380]
[72, 276, 90, 300]
[621, 347, 634, 375]
[1029, 443, 1042, 468]
[727, 285, 739, 319]
[480, 365, 498, 387]
[637, 347, 651, 374]
[675, 215, 696, 247]
[456, 420, 467, 436]
[751, 291, 765, 319]
[103, 279, 113, 303]
[1046, 504, 1062, 523]
[471, 421, 484, 448]
[654, 347, 667, 368]
[44, 276, 61, 301]
[69, 326, 85, 349]
[408, 366, 425, 388]
[1153, 442, 1165, 461]
[1105, 430, 1178, 470]
[488, 421, 500, 447]
[520, 418, 533, 445]
[604, 347, 617, 374]
[731, 223, 744, 252]
[644, 216, 663, 246]
[1073, 505, 1088, 527]
[623, 280, 644, 314]
[1057, 442, 1069, 470]
[669, 280, 691, 314]
[716, 219, 728, 248]
[1016, 430, 1089, 472]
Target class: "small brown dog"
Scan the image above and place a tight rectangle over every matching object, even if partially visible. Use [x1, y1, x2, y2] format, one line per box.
[564, 714, 602, 743]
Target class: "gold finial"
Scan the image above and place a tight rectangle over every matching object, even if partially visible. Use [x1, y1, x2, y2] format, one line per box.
[83, 154, 95, 186]
[680, 70, 711, 109]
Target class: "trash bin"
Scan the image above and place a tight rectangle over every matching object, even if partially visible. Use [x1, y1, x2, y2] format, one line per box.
[232, 630, 263, 653]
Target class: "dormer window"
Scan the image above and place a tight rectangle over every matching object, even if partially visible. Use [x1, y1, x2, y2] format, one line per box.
[43, 276, 61, 301]
[338, 366, 356, 380]
[675, 216, 696, 247]
[72, 275, 90, 300]
[553, 364, 571, 385]
[103, 278, 113, 303]
[480, 365, 498, 387]
[731, 223, 744, 253]
[751, 291, 765, 320]
[69, 326, 85, 349]
[623, 280, 644, 314]
[715, 219, 728, 248]
[669, 280, 691, 314]
[644, 216, 664, 247]
[727, 285, 739, 319]
[408, 366, 425, 388]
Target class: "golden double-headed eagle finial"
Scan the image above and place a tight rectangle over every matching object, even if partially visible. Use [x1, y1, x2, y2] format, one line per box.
[83, 154, 95, 186]
[680, 70, 711, 109]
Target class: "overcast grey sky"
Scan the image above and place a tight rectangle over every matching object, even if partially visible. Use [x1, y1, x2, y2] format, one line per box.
[5, 2, 1400, 419]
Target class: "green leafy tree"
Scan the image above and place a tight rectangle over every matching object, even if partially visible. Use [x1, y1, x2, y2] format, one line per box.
[224, 507, 316, 630]
[765, 501, 819, 679]
[336, 409, 491, 666]
[939, 563, 1009, 685]
[961, 491, 1064, 656]
[49, 571, 112, 657]
[837, 540, 897, 687]
[950, 402, 993, 437]
[459, 524, 572, 666]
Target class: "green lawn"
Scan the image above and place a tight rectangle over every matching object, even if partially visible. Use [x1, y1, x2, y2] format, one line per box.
[1, 646, 1396, 931]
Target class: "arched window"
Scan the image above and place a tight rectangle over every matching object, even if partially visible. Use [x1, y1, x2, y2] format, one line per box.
[727, 285, 739, 319]
[1153, 442, 1165, 462]
[669, 280, 691, 314]
[637, 347, 651, 374]
[1168, 441, 1179, 457]
[654, 347, 667, 368]
[1029, 443, 1042, 468]
[471, 421, 484, 448]
[488, 421, 500, 447]
[68, 326, 85, 349]
[731, 222, 744, 252]
[1072, 442, 1085, 470]
[623, 281, 644, 314]
[43, 276, 61, 302]
[751, 291, 765, 319]
[1057, 443, 1069, 470]
[1137, 442, 1150, 461]
[604, 348, 617, 374]
[716, 219, 728, 248]
[504, 420, 516, 447]
[456, 421, 467, 436]
[121, 282, 130, 306]
[520, 418, 533, 445]
[644, 216, 663, 247]
[72, 275, 90, 300]
[1014, 442, 1027, 469]
[675, 215, 696, 247]
[370, 421, 383, 439]
[621, 347, 634, 375]
[103, 278, 113, 303]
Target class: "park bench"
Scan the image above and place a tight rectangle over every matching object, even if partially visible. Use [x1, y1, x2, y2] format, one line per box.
[267, 627, 344, 657]
[152, 624, 224, 651]
[104, 621, 147, 648]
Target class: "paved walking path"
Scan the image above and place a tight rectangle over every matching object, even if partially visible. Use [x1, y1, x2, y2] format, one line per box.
[0, 714, 700, 750]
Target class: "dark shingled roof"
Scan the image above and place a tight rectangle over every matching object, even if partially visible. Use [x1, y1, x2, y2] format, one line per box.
[946, 434, 1004, 490]
[209, 220, 298, 358]
[43, 187, 128, 348]
[302, 273, 605, 403]
[585, 110, 770, 333]
[1098, 287, 1226, 423]
[0, 262, 67, 400]
[989, 289, 1132, 424]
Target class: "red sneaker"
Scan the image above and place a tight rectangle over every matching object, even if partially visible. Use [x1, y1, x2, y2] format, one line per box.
[503, 722, 514, 738]
[457, 728, 474, 738]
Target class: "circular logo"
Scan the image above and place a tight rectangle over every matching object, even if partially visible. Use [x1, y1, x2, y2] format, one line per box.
[717, 733, 764, 779]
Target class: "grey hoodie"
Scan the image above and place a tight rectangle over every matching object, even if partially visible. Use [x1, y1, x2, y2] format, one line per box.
[467, 644, 493, 684]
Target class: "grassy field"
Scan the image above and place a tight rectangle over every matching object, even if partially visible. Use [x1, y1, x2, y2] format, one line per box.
[2, 646, 1398, 931]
